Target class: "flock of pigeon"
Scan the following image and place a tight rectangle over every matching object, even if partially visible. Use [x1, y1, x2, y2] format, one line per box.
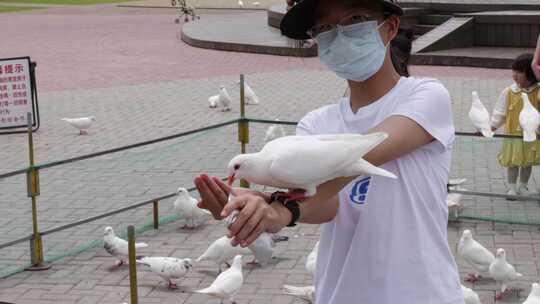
[66, 87, 540, 303]
[457, 229, 540, 303]
[208, 82, 260, 111]
[60, 82, 261, 135]
[469, 90, 540, 142]
[101, 187, 299, 304]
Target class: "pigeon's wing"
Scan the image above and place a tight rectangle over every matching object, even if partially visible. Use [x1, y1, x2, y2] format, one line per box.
[464, 243, 494, 269]
[267, 133, 390, 186]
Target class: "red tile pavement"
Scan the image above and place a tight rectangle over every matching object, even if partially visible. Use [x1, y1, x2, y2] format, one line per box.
[0, 8, 509, 92]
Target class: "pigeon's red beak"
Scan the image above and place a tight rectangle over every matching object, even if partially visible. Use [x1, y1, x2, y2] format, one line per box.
[227, 174, 235, 186]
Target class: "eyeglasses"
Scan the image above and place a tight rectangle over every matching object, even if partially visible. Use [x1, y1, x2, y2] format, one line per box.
[308, 13, 389, 38]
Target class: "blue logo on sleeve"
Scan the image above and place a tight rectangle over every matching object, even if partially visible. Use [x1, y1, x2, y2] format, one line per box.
[350, 177, 371, 205]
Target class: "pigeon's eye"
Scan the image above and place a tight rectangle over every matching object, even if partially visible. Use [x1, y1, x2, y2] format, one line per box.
[234, 164, 240, 170]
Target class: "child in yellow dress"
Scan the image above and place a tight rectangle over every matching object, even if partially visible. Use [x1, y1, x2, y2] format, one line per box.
[491, 53, 540, 197]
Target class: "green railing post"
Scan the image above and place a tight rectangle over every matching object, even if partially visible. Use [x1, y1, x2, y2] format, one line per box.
[238, 74, 250, 188]
[127, 225, 139, 304]
[25, 112, 50, 271]
[153, 200, 159, 229]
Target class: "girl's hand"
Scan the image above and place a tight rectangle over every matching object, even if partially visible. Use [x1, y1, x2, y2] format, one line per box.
[194, 174, 268, 219]
[222, 194, 291, 247]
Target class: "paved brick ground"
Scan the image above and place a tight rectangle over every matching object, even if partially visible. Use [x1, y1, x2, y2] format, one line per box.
[0, 4, 538, 304]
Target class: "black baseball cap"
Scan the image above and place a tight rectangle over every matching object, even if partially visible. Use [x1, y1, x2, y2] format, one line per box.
[280, 0, 403, 40]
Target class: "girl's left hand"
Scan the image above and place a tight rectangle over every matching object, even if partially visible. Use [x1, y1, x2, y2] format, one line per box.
[222, 194, 290, 247]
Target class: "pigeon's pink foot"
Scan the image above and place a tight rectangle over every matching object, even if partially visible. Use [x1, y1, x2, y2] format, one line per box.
[168, 280, 178, 289]
[465, 274, 479, 283]
[495, 290, 511, 301]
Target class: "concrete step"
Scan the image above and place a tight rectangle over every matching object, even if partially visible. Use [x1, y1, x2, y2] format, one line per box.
[419, 14, 453, 25]
[413, 24, 437, 35]
[412, 17, 475, 53]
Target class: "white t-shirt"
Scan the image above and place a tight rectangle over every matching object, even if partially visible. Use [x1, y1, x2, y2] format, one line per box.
[296, 77, 463, 304]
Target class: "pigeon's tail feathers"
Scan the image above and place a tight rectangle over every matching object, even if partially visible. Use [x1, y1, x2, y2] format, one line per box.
[195, 254, 206, 263]
[135, 242, 148, 249]
[282, 285, 315, 301]
[194, 287, 220, 296]
[523, 131, 537, 142]
[345, 158, 397, 179]
[480, 129, 494, 138]
[135, 256, 150, 266]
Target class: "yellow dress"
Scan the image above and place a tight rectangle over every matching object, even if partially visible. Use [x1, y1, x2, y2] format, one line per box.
[498, 84, 540, 167]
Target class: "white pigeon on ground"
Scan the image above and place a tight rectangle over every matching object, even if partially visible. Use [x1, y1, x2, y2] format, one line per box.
[283, 285, 316, 303]
[195, 255, 243, 304]
[447, 178, 467, 219]
[461, 285, 481, 304]
[196, 235, 252, 273]
[103, 226, 148, 267]
[524, 282, 540, 304]
[136, 256, 193, 289]
[227, 133, 397, 198]
[252, 1, 260, 6]
[237, 0, 244, 7]
[208, 95, 219, 108]
[219, 86, 232, 111]
[305, 241, 319, 276]
[519, 92, 540, 142]
[457, 229, 495, 282]
[223, 207, 288, 267]
[264, 120, 286, 144]
[237, 81, 259, 105]
[489, 248, 523, 300]
[62, 116, 96, 135]
[173, 187, 211, 229]
[469, 91, 494, 138]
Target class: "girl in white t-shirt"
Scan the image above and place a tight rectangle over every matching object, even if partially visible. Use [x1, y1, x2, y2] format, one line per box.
[194, 0, 463, 303]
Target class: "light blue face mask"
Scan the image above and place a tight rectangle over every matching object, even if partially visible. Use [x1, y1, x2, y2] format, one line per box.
[315, 20, 388, 82]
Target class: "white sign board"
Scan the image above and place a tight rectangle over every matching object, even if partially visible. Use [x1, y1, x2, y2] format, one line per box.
[0, 57, 33, 129]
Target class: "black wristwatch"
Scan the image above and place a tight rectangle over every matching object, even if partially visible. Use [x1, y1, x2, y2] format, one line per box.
[270, 191, 301, 227]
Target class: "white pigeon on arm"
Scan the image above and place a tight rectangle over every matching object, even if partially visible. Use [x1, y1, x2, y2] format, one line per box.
[489, 248, 523, 300]
[196, 235, 252, 273]
[524, 282, 540, 304]
[227, 132, 397, 199]
[461, 285, 481, 304]
[195, 255, 244, 304]
[469, 91, 494, 138]
[519, 92, 540, 142]
[62, 116, 96, 135]
[136, 256, 192, 289]
[305, 241, 319, 276]
[264, 119, 286, 143]
[219, 86, 232, 111]
[457, 229, 495, 282]
[283, 285, 316, 303]
[173, 187, 211, 229]
[103, 226, 148, 267]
